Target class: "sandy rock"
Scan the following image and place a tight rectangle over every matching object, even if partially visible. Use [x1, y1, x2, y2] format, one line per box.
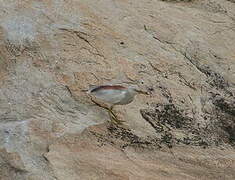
[0, 0, 235, 179]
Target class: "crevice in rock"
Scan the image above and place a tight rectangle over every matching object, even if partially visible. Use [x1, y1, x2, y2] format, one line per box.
[58, 28, 105, 59]
[171, 44, 233, 96]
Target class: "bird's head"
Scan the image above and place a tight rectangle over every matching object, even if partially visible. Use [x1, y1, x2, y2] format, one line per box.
[123, 79, 151, 96]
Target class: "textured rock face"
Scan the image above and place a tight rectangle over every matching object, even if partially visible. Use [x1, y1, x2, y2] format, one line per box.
[0, 0, 234, 179]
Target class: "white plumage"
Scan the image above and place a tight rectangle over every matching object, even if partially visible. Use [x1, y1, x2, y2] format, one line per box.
[87, 84, 148, 124]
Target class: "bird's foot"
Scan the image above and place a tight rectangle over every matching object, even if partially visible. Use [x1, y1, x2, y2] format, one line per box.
[109, 110, 125, 125]
[111, 116, 125, 125]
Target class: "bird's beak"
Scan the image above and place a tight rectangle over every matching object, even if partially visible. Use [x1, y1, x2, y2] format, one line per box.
[135, 90, 149, 95]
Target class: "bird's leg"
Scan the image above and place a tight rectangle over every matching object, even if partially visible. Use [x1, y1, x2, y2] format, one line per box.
[109, 106, 125, 124]
[109, 106, 116, 118]
[90, 98, 109, 110]
[107, 106, 117, 123]
[90, 98, 124, 124]
[91, 98, 116, 123]
[108, 110, 118, 124]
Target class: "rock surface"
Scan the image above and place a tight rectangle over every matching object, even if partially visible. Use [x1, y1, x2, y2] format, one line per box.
[0, 0, 235, 179]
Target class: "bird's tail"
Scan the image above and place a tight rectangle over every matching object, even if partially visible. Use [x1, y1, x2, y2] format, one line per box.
[82, 85, 97, 93]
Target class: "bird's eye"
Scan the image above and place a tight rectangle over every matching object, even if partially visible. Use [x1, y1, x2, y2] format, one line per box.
[139, 80, 144, 84]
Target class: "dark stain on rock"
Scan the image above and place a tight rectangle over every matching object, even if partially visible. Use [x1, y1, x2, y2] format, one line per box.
[211, 95, 235, 145]
[141, 103, 193, 131]
[140, 103, 204, 147]
[90, 124, 162, 150]
[141, 93, 235, 148]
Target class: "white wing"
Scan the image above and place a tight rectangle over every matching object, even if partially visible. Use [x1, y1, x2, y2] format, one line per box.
[93, 89, 127, 104]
